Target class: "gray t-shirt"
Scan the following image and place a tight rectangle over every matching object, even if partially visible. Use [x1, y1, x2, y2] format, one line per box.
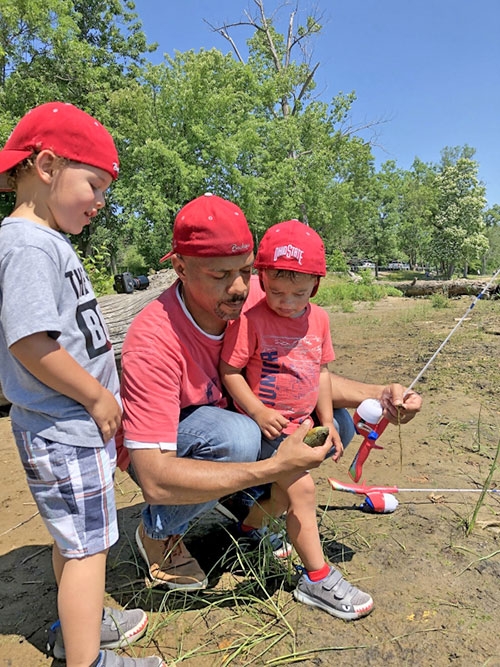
[0, 217, 119, 447]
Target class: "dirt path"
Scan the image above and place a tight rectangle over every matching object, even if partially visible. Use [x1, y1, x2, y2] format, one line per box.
[1, 296, 499, 666]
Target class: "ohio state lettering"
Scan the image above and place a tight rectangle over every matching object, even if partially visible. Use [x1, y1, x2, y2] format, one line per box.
[273, 244, 304, 266]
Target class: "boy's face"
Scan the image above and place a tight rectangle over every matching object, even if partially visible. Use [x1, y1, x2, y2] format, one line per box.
[261, 270, 319, 318]
[46, 160, 112, 234]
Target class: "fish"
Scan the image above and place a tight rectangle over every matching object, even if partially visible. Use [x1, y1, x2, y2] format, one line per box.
[303, 426, 330, 447]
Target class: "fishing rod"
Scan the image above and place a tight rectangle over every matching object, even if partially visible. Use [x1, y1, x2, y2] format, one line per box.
[328, 477, 500, 513]
[348, 267, 500, 482]
[329, 478, 500, 496]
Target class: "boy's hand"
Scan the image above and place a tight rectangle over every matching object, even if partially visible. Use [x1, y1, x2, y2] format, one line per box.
[324, 423, 344, 462]
[254, 406, 289, 440]
[84, 387, 122, 443]
[274, 420, 330, 472]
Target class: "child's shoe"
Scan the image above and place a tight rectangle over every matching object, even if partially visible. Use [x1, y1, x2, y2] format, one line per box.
[48, 607, 149, 659]
[293, 566, 374, 620]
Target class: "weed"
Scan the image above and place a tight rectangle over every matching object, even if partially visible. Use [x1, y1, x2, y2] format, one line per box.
[430, 293, 450, 309]
[466, 436, 500, 536]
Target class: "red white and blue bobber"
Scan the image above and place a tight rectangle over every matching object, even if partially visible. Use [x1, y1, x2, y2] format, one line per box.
[360, 491, 399, 514]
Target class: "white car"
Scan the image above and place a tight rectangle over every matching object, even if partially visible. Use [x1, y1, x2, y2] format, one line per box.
[360, 261, 375, 269]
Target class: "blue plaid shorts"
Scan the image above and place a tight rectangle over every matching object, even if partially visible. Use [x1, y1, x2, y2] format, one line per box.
[13, 427, 118, 558]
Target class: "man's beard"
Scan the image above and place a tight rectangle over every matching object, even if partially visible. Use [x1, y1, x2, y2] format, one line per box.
[215, 295, 246, 321]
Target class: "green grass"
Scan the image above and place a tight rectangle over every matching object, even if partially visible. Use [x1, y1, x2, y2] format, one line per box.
[314, 274, 402, 310]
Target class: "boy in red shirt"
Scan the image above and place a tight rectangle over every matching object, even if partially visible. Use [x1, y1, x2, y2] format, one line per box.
[220, 220, 373, 620]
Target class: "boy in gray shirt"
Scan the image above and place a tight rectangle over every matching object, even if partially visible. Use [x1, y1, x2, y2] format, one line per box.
[0, 102, 164, 667]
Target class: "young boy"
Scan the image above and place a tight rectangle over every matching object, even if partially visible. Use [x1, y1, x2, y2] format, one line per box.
[220, 219, 373, 620]
[0, 102, 164, 666]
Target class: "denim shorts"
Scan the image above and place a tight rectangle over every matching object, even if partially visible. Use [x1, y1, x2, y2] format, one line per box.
[13, 427, 118, 558]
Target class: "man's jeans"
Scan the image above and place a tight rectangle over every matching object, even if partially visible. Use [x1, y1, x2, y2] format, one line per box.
[141, 406, 355, 539]
[141, 406, 261, 538]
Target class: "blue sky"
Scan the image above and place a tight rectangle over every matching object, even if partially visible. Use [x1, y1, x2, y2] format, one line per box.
[133, 0, 500, 207]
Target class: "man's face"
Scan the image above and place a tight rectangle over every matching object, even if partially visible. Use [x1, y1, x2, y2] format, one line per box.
[173, 252, 254, 334]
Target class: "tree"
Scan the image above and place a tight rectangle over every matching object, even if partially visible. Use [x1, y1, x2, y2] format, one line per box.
[482, 204, 500, 274]
[0, 0, 155, 259]
[430, 148, 488, 278]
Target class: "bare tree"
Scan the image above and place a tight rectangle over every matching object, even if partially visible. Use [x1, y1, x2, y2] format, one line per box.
[205, 0, 323, 118]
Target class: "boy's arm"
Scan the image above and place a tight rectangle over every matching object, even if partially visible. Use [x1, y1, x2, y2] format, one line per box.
[10, 332, 121, 442]
[220, 359, 288, 439]
[315, 364, 343, 461]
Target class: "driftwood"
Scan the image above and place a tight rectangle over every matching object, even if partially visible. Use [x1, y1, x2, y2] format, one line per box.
[0, 274, 497, 408]
[386, 279, 499, 298]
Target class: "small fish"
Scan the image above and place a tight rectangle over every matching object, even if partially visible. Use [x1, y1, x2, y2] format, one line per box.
[304, 426, 330, 447]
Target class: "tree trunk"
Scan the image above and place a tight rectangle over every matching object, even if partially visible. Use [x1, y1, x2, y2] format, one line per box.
[386, 278, 497, 298]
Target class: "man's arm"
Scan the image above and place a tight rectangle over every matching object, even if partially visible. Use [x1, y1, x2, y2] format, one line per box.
[130, 420, 329, 505]
[329, 372, 422, 424]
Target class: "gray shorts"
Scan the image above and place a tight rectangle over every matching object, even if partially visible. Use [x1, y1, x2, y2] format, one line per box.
[13, 427, 118, 558]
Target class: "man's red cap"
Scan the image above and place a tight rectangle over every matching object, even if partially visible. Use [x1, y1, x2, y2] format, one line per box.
[0, 102, 119, 191]
[254, 219, 326, 276]
[160, 193, 253, 261]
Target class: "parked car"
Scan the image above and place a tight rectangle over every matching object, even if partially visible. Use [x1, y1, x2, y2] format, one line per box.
[387, 261, 409, 270]
[360, 260, 375, 269]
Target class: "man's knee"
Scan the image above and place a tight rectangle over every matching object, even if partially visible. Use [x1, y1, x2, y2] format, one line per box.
[334, 407, 355, 448]
[222, 413, 261, 462]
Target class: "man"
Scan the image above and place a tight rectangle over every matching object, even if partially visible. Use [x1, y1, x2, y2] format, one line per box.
[120, 193, 421, 599]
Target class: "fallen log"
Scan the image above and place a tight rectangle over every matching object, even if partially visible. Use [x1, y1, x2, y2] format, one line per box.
[386, 279, 499, 298]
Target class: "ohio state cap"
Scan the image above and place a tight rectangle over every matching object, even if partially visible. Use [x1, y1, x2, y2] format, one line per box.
[254, 219, 326, 276]
[160, 193, 254, 261]
[0, 102, 119, 191]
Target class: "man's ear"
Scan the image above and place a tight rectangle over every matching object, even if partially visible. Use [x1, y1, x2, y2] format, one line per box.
[35, 150, 58, 185]
[171, 254, 186, 281]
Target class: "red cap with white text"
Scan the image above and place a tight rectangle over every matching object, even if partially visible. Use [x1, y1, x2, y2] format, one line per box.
[160, 193, 253, 261]
[254, 219, 326, 276]
[0, 102, 119, 190]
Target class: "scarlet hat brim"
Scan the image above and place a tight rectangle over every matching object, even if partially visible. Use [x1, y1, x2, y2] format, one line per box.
[0, 149, 32, 191]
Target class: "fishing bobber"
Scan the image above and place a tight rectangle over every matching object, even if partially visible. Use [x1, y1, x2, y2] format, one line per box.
[360, 491, 399, 514]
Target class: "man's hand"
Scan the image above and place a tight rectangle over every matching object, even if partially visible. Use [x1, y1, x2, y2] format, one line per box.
[379, 384, 422, 425]
[274, 420, 330, 472]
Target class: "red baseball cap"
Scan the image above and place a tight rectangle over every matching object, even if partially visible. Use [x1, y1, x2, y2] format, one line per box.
[254, 219, 326, 276]
[0, 101, 119, 191]
[160, 193, 254, 261]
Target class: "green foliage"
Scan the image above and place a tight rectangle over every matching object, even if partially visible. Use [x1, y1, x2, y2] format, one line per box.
[326, 249, 348, 273]
[430, 293, 450, 309]
[117, 244, 148, 275]
[77, 245, 114, 296]
[430, 151, 488, 278]
[313, 276, 402, 309]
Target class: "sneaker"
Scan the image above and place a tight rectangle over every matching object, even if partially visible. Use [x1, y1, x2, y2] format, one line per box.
[135, 522, 208, 590]
[98, 650, 166, 666]
[48, 607, 149, 659]
[234, 522, 293, 559]
[293, 566, 374, 620]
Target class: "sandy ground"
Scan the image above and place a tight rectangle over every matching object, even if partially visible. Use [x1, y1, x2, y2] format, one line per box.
[0, 295, 499, 666]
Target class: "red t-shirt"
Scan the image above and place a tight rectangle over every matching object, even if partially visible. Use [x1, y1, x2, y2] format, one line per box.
[221, 300, 335, 433]
[120, 275, 264, 449]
